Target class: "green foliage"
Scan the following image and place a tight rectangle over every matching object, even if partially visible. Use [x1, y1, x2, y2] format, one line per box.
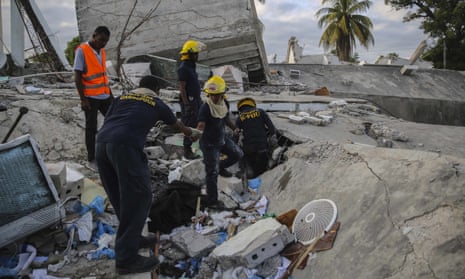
[316, 0, 374, 62]
[64, 36, 81, 66]
[385, 0, 465, 70]
[422, 37, 465, 70]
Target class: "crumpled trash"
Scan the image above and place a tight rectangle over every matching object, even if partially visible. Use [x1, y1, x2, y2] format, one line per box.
[92, 220, 116, 245]
[254, 196, 268, 216]
[274, 256, 292, 279]
[88, 195, 105, 215]
[248, 177, 261, 191]
[69, 200, 90, 216]
[25, 85, 43, 94]
[168, 166, 182, 183]
[0, 244, 37, 277]
[215, 231, 228, 245]
[32, 268, 70, 279]
[47, 255, 70, 273]
[74, 211, 93, 242]
[87, 247, 115, 260]
[97, 233, 115, 250]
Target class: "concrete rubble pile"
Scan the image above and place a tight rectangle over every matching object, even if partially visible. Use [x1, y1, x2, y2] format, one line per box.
[0, 75, 332, 279]
[1, 65, 465, 279]
[0, 107, 331, 278]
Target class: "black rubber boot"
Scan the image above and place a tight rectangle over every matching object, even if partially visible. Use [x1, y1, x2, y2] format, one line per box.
[219, 168, 233, 177]
[184, 146, 200, 160]
[116, 255, 159, 275]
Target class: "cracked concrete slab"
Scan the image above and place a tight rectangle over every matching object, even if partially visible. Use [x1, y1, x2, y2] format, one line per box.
[259, 141, 465, 279]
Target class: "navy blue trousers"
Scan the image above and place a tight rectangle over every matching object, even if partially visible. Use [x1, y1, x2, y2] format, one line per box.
[95, 142, 152, 265]
[84, 97, 112, 161]
[180, 98, 202, 148]
[200, 137, 243, 202]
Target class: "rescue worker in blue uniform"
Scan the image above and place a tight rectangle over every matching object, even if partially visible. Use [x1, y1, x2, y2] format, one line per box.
[177, 40, 206, 159]
[95, 75, 199, 275]
[196, 76, 243, 208]
[235, 97, 276, 178]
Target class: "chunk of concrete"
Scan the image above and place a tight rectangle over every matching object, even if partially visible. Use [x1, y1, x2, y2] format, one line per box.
[211, 218, 294, 269]
[288, 115, 305, 124]
[171, 229, 216, 258]
[218, 176, 243, 196]
[179, 159, 206, 186]
[46, 161, 67, 193]
[144, 146, 165, 160]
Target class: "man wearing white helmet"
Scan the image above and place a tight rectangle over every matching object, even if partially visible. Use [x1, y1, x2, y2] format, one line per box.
[177, 40, 206, 159]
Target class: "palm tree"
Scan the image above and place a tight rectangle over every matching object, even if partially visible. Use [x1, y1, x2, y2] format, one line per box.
[316, 0, 374, 62]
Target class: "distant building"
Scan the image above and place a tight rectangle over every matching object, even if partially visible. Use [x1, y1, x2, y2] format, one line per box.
[374, 56, 433, 69]
[374, 39, 433, 69]
[284, 36, 341, 65]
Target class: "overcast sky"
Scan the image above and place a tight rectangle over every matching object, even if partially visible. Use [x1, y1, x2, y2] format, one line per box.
[2, 0, 427, 64]
[255, 1, 427, 63]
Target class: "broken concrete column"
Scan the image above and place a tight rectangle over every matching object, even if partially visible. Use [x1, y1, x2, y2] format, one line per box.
[60, 166, 84, 200]
[211, 217, 294, 269]
[400, 65, 418, 75]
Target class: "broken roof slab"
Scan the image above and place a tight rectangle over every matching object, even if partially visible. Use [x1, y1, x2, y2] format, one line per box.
[75, 0, 270, 83]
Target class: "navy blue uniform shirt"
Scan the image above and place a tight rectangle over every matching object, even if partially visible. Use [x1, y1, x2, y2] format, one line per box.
[97, 91, 176, 149]
[177, 60, 201, 100]
[236, 106, 276, 147]
[198, 100, 231, 146]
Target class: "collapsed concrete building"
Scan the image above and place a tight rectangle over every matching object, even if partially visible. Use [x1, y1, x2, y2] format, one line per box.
[1, 1, 465, 278]
[75, 0, 270, 84]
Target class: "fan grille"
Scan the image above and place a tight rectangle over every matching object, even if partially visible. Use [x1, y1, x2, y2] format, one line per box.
[292, 199, 337, 245]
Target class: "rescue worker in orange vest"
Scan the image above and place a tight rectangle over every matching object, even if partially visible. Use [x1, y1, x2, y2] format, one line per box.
[74, 26, 113, 165]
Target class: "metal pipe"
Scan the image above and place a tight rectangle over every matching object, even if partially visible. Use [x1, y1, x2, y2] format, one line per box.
[2, 106, 28, 143]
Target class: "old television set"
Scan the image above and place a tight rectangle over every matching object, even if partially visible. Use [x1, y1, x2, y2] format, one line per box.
[0, 134, 64, 247]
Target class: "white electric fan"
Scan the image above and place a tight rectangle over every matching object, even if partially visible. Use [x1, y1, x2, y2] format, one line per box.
[292, 199, 338, 245]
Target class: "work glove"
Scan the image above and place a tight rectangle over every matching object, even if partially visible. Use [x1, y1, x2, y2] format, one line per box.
[189, 128, 203, 141]
[190, 128, 203, 138]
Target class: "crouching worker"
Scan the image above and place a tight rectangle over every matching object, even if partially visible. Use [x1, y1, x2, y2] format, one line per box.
[95, 75, 200, 275]
[196, 76, 243, 209]
[235, 97, 276, 178]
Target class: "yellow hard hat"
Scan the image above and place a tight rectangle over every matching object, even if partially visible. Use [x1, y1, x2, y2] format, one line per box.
[180, 40, 206, 54]
[237, 97, 256, 110]
[204, 76, 226, 95]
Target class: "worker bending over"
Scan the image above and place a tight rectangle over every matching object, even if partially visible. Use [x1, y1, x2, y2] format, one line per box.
[235, 97, 276, 178]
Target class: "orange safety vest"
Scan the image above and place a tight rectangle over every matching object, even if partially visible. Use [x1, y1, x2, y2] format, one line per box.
[78, 43, 110, 97]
